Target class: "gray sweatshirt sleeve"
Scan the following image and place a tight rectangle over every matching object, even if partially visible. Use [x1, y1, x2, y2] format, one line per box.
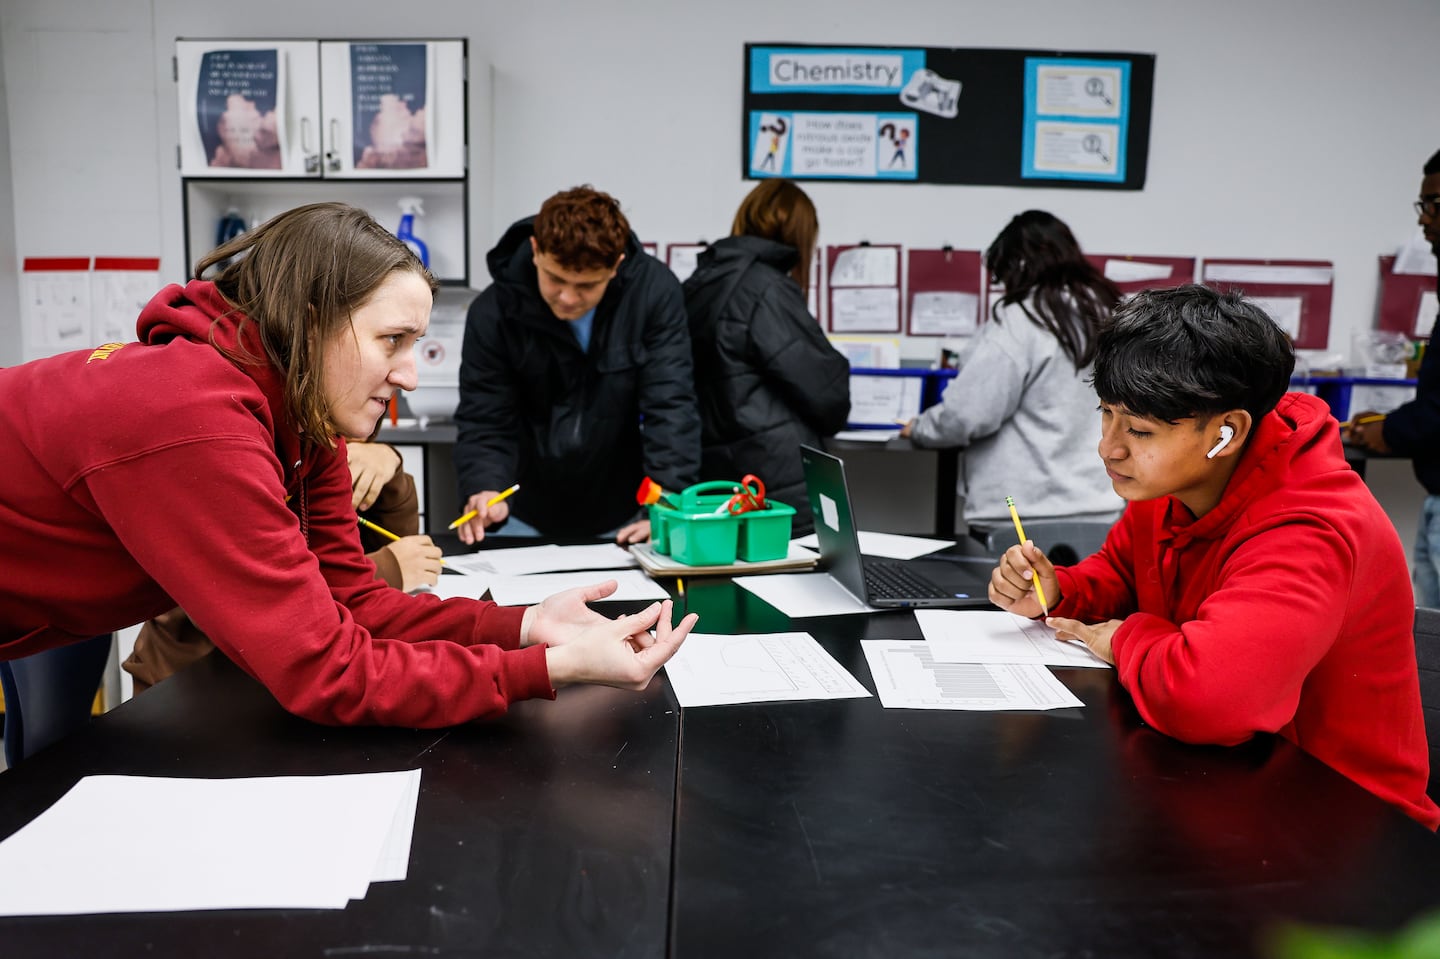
[909, 314, 1029, 448]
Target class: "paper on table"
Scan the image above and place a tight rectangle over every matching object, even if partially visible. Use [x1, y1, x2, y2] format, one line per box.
[860, 640, 1083, 710]
[832, 429, 900, 442]
[487, 569, 669, 606]
[794, 530, 954, 560]
[445, 543, 638, 577]
[916, 609, 1109, 668]
[426, 573, 493, 601]
[734, 571, 875, 617]
[0, 770, 421, 916]
[664, 632, 871, 707]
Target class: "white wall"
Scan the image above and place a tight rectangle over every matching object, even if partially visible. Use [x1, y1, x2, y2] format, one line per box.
[1, 0, 1436, 535]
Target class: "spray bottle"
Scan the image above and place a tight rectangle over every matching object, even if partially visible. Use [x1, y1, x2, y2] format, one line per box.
[396, 197, 430, 268]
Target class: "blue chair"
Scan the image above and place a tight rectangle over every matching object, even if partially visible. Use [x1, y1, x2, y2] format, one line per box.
[0, 634, 113, 768]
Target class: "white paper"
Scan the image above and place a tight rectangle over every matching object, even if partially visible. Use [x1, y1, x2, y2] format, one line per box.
[832, 429, 900, 442]
[0, 770, 420, 916]
[829, 336, 901, 368]
[1416, 291, 1439, 337]
[830, 246, 898, 287]
[1031, 122, 1120, 176]
[666, 243, 706, 282]
[487, 569, 668, 606]
[426, 572, 492, 601]
[1249, 295, 1304, 339]
[663, 632, 872, 707]
[445, 543, 637, 578]
[910, 290, 979, 336]
[860, 640, 1083, 710]
[734, 570, 875, 617]
[1035, 65, 1123, 118]
[794, 530, 953, 560]
[21, 265, 92, 359]
[848, 373, 922, 425]
[91, 266, 158, 344]
[1103, 259, 1174, 283]
[1394, 231, 1438, 276]
[831, 287, 900, 332]
[1201, 263, 1333, 286]
[916, 609, 1109, 668]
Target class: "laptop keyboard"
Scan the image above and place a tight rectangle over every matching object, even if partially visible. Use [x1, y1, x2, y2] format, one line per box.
[863, 561, 955, 601]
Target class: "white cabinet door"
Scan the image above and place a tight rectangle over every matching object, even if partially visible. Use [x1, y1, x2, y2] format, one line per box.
[176, 40, 322, 178]
[318, 40, 467, 179]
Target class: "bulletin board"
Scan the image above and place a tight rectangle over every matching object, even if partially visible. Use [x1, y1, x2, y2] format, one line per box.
[742, 43, 1155, 189]
[1200, 259, 1334, 351]
[1376, 255, 1438, 340]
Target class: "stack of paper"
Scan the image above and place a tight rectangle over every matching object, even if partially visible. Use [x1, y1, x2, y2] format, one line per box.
[0, 770, 421, 916]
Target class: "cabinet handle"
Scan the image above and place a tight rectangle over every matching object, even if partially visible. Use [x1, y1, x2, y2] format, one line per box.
[326, 117, 342, 172]
[301, 117, 319, 175]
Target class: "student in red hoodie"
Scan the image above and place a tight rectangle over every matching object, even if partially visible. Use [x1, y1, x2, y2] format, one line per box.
[0, 202, 696, 728]
[990, 284, 1439, 829]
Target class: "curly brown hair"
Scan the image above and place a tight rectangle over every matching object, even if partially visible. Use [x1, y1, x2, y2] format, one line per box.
[533, 186, 630, 272]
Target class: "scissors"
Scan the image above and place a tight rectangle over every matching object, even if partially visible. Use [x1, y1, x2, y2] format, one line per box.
[723, 475, 768, 515]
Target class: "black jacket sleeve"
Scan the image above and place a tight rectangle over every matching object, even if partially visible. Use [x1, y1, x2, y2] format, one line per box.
[453, 289, 520, 500]
[635, 268, 702, 491]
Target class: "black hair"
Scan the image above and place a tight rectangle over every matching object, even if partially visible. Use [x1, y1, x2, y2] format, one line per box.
[985, 210, 1121, 368]
[1425, 149, 1440, 177]
[1092, 284, 1295, 424]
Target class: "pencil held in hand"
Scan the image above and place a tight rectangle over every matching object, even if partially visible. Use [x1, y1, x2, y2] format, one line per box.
[358, 516, 401, 542]
[1006, 495, 1050, 617]
[448, 484, 520, 530]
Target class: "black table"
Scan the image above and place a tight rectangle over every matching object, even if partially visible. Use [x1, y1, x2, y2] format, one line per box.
[3, 579, 1438, 958]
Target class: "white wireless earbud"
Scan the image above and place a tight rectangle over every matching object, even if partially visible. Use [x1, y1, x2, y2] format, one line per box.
[1206, 424, 1235, 459]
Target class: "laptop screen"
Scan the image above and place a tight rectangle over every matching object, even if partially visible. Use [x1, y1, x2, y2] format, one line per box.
[799, 445, 871, 604]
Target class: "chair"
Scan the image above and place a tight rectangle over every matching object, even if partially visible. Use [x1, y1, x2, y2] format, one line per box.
[1415, 606, 1440, 801]
[968, 518, 1118, 566]
[0, 634, 113, 768]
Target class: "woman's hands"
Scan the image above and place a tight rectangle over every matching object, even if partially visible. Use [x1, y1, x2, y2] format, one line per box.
[521, 581, 698, 690]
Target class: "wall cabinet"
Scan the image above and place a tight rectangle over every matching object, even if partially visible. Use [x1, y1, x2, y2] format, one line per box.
[175, 38, 470, 283]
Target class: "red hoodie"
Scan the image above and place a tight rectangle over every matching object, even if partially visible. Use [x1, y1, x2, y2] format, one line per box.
[1053, 392, 1439, 829]
[0, 280, 553, 727]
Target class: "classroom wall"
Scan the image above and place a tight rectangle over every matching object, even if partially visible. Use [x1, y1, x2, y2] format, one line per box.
[0, 0, 1436, 538]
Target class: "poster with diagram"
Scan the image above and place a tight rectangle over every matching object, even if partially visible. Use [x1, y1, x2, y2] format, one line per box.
[743, 43, 1153, 189]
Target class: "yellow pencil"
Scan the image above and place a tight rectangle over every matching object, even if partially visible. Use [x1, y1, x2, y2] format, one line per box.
[448, 483, 520, 530]
[1006, 495, 1049, 617]
[358, 515, 401, 542]
[1338, 413, 1386, 429]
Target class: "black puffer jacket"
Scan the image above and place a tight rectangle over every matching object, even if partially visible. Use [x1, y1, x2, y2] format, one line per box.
[455, 217, 700, 536]
[683, 235, 850, 534]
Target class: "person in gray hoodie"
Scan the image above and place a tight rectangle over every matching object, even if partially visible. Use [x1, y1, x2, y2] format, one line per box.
[903, 210, 1123, 536]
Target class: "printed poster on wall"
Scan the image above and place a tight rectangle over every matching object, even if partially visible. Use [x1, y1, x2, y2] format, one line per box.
[350, 43, 431, 170]
[743, 43, 1153, 190]
[196, 49, 285, 170]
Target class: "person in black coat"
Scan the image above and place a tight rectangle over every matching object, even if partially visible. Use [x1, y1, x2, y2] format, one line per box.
[454, 186, 700, 542]
[683, 179, 850, 535]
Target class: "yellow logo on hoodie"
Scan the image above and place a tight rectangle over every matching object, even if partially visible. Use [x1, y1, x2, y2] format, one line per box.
[86, 343, 127, 363]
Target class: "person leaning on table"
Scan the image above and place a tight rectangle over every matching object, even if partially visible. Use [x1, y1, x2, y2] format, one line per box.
[0, 202, 695, 727]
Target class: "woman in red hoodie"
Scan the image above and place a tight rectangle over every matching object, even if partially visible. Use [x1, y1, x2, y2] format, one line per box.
[990, 284, 1438, 829]
[0, 202, 695, 728]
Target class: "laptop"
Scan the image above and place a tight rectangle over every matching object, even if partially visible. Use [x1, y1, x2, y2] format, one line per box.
[800, 445, 992, 609]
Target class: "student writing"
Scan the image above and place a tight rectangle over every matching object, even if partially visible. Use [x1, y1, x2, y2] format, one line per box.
[991, 284, 1439, 829]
